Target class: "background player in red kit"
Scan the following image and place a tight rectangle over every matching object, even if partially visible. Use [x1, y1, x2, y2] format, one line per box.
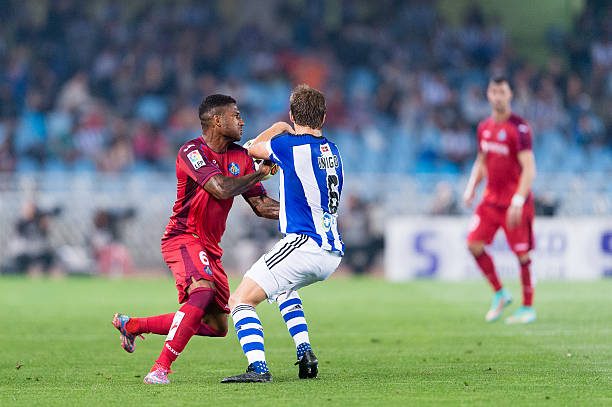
[111, 94, 279, 383]
[463, 76, 537, 324]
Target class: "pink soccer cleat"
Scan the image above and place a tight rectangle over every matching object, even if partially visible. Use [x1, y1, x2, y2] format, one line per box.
[111, 313, 144, 353]
[143, 363, 173, 384]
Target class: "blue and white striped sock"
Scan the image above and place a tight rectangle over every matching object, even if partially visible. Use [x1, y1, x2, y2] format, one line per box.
[278, 291, 312, 360]
[231, 304, 268, 374]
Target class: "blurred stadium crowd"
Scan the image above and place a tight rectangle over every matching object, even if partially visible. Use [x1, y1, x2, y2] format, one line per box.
[0, 0, 611, 276]
[0, 0, 610, 175]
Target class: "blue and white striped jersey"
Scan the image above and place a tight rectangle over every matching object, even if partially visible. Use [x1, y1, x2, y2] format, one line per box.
[267, 132, 344, 254]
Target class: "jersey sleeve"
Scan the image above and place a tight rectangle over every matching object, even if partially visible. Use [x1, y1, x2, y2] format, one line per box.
[268, 132, 293, 166]
[516, 122, 533, 151]
[177, 145, 221, 187]
[241, 153, 267, 198]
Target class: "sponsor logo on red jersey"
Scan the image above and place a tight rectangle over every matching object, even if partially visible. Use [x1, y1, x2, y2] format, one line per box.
[480, 140, 509, 155]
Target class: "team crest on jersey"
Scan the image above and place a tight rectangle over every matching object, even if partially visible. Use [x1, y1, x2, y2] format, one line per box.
[497, 129, 507, 141]
[320, 144, 330, 153]
[187, 150, 205, 169]
[322, 213, 333, 232]
[203, 266, 213, 276]
[228, 162, 240, 176]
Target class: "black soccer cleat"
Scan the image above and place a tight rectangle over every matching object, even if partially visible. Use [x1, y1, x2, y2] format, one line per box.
[295, 350, 318, 379]
[221, 365, 273, 383]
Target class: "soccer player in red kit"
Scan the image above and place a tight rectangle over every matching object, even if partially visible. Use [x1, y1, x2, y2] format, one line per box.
[111, 95, 279, 383]
[463, 76, 537, 324]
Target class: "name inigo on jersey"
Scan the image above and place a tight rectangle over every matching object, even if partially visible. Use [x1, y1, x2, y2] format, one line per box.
[318, 155, 340, 170]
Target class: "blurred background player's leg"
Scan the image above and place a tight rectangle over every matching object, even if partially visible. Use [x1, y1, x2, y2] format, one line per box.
[519, 257, 535, 307]
[503, 207, 537, 324]
[505, 255, 536, 324]
[469, 242, 502, 292]
[467, 205, 512, 322]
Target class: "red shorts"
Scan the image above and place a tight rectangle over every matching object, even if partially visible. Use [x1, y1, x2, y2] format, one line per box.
[467, 201, 535, 254]
[161, 234, 230, 313]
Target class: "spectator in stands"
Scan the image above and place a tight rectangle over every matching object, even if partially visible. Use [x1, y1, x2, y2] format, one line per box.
[0, 0, 608, 178]
[90, 208, 135, 277]
[340, 195, 383, 275]
[2, 200, 63, 277]
[430, 181, 460, 216]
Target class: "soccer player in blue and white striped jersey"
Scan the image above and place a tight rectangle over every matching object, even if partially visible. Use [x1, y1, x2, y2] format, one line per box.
[222, 85, 344, 383]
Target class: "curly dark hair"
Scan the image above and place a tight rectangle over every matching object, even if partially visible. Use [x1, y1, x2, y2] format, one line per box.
[198, 94, 237, 128]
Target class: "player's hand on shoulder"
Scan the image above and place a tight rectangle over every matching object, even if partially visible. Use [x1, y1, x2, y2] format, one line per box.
[271, 121, 294, 134]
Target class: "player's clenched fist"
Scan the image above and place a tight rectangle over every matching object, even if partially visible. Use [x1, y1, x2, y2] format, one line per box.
[257, 160, 274, 176]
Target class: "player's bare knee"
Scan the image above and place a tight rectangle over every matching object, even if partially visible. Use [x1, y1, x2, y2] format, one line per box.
[517, 253, 531, 265]
[228, 294, 258, 309]
[468, 242, 484, 257]
[228, 295, 241, 310]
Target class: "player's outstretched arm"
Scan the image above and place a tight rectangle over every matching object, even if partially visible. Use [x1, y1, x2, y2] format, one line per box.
[248, 122, 294, 160]
[244, 195, 280, 219]
[204, 168, 270, 201]
[463, 152, 486, 206]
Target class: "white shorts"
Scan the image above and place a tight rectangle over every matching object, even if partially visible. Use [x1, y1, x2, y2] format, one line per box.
[244, 234, 342, 302]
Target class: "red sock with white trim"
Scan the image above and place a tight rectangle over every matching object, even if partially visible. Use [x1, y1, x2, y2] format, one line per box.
[126, 314, 174, 335]
[155, 287, 215, 369]
[127, 314, 226, 337]
[474, 251, 502, 292]
[520, 259, 534, 306]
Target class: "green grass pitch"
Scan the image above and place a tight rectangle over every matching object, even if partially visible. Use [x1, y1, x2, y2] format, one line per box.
[1, 277, 611, 406]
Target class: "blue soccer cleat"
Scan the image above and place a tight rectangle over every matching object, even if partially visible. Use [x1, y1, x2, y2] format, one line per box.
[485, 288, 512, 322]
[505, 306, 536, 324]
[111, 313, 144, 353]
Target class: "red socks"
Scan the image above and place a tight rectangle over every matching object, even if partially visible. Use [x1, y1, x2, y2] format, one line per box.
[473, 249, 534, 306]
[127, 314, 174, 335]
[127, 314, 225, 337]
[474, 251, 502, 292]
[155, 287, 215, 369]
[520, 259, 534, 306]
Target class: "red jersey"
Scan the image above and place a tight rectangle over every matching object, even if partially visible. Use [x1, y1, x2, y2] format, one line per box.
[477, 113, 533, 208]
[162, 136, 265, 257]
